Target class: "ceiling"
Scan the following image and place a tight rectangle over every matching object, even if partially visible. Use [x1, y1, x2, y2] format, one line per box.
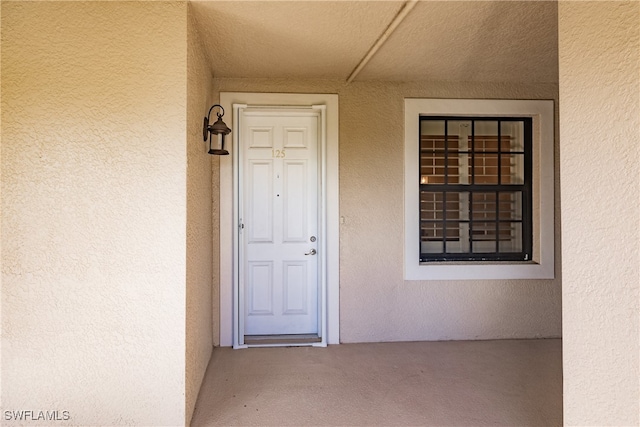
[190, 1, 558, 84]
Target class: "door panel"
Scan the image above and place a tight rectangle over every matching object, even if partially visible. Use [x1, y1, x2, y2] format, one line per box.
[283, 261, 308, 314]
[283, 160, 308, 242]
[247, 261, 273, 315]
[247, 160, 273, 243]
[241, 111, 319, 336]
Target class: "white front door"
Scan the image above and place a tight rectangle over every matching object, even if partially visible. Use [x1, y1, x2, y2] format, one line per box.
[239, 109, 320, 336]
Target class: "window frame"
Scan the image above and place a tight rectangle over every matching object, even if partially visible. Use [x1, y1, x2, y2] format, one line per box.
[404, 99, 555, 280]
[419, 116, 533, 262]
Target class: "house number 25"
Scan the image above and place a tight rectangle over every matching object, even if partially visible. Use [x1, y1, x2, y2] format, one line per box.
[272, 149, 286, 158]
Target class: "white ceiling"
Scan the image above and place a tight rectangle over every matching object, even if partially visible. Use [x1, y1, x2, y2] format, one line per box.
[190, 1, 558, 84]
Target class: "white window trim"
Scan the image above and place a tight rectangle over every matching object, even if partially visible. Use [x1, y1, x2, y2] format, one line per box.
[404, 99, 555, 280]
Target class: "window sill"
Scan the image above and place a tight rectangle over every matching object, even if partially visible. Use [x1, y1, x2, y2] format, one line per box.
[421, 260, 537, 266]
[406, 261, 552, 281]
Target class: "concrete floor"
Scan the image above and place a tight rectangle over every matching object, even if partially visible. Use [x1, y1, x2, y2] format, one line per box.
[191, 339, 562, 426]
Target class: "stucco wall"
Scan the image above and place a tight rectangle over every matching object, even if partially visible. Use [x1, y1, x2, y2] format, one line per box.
[214, 78, 562, 343]
[211, 149, 221, 349]
[559, 2, 640, 425]
[186, 6, 214, 425]
[1, 2, 188, 425]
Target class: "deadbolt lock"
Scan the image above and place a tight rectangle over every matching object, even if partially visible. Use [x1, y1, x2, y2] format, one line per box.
[310, 236, 316, 242]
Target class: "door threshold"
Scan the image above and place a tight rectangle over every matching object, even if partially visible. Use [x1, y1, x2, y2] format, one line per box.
[244, 334, 322, 346]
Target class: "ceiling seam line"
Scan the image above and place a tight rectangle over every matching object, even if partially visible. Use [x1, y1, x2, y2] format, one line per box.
[345, 0, 419, 84]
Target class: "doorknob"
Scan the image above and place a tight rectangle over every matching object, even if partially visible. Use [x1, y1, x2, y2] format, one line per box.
[305, 249, 317, 256]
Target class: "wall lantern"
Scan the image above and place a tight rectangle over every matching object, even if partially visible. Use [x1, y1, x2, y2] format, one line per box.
[203, 104, 231, 155]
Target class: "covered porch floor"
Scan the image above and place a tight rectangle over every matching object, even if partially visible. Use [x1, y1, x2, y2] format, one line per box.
[191, 339, 562, 426]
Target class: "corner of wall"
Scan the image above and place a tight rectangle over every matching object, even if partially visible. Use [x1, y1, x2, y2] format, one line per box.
[559, 2, 640, 424]
[186, 5, 215, 424]
[2, 2, 188, 425]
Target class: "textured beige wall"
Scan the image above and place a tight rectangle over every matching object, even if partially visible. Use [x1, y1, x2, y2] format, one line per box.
[214, 78, 562, 342]
[211, 154, 221, 349]
[559, 2, 640, 425]
[0, 2, 3, 409]
[186, 6, 214, 425]
[1, 2, 188, 425]
[0, 1, 3, 405]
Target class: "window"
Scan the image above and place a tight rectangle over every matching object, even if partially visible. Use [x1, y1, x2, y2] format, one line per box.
[419, 117, 532, 262]
[404, 99, 554, 280]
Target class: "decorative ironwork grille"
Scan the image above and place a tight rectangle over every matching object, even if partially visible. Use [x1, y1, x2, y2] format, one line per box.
[419, 117, 532, 262]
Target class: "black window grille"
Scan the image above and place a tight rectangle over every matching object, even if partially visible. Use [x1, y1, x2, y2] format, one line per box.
[419, 117, 532, 262]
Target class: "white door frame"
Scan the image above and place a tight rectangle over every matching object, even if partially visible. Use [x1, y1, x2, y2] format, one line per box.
[219, 92, 339, 348]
